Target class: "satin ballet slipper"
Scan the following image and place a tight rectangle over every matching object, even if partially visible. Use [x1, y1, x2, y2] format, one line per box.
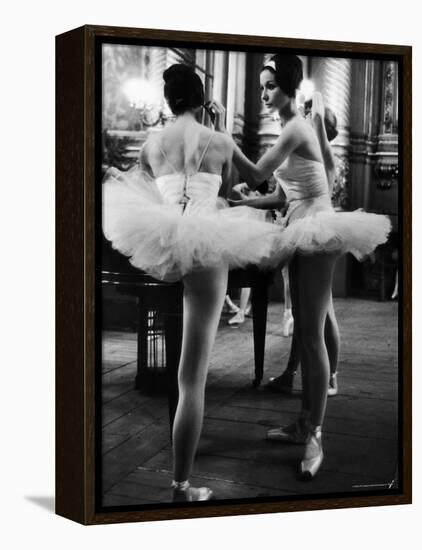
[266, 411, 309, 444]
[171, 480, 214, 502]
[228, 311, 245, 325]
[327, 372, 338, 397]
[266, 370, 296, 394]
[300, 426, 324, 479]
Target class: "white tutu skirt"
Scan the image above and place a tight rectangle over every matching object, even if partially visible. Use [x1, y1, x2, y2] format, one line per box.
[102, 168, 282, 282]
[278, 198, 392, 262]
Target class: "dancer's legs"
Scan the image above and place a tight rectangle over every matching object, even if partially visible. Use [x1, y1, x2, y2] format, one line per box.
[297, 254, 337, 426]
[286, 332, 300, 372]
[288, 257, 309, 410]
[225, 294, 239, 313]
[172, 265, 228, 482]
[228, 287, 250, 324]
[282, 266, 292, 310]
[325, 294, 340, 376]
[239, 287, 251, 311]
[287, 302, 338, 377]
[272, 271, 339, 395]
[281, 266, 294, 337]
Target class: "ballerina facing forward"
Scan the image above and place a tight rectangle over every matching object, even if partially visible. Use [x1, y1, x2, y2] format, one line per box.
[211, 53, 391, 478]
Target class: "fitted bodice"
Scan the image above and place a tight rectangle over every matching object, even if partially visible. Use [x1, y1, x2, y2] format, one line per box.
[274, 152, 329, 201]
[274, 152, 332, 222]
[155, 172, 222, 211]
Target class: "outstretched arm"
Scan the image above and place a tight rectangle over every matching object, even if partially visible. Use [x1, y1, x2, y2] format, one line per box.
[229, 184, 285, 209]
[210, 100, 302, 189]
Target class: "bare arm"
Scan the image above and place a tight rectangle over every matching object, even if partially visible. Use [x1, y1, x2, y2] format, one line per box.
[210, 99, 303, 190]
[311, 92, 336, 193]
[219, 135, 234, 198]
[229, 184, 285, 209]
[232, 124, 302, 189]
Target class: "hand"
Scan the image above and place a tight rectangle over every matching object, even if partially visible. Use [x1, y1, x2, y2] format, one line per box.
[232, 182, 250, 199]
[311, 91, 325, 122]
[205, 100, 227, 132]
[227, 198, 246, 207]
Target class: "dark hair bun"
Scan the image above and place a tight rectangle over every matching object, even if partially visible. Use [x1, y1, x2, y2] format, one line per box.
[266, 54, 303, 98]
[323, 106, 338, 142]
[163, 64, 205, 115]
[303, 99, 338, 142]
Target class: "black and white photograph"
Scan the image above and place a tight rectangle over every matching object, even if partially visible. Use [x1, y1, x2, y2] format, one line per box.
[99, 40, 402, 510]
[5, 0, 421, 545]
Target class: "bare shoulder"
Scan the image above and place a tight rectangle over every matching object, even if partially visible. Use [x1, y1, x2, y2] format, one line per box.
[213, 131, 234, 154]
[285, 116, 310, 137]
[142, 133, 163, 159]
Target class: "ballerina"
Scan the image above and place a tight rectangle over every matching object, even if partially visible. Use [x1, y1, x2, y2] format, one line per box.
[211, 54, 391, 478]
[102, 64, 282, 500]
[266, 94, 340, 397]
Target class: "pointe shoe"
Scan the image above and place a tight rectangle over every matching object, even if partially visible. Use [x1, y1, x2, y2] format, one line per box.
[266, 414, 309, 444]
[327, 372, 338, 397]
[171, 481, 214, 502]
[282, 309, 294, 337]
[300, 427, 324, 479]
[266, 370, 296, 394]
[228, 311, 245, 325]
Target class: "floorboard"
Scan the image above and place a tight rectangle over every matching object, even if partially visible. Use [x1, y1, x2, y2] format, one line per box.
[99, 298, 399, 506]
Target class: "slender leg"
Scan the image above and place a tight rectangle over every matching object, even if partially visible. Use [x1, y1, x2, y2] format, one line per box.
[282, 266, 292, 310]
[297, 254, 338, 426]
[240, 287, 251, 311]
[164, 287, 183, 434]
[228, 287, 251, 325]
[289, 257, 308, 405]
[281, 266, 294, 337]
[251, 278, 269, 387]
[172, 265, 228, 483]
[325, 294, 340, 376]
[267, 262, 300, 392]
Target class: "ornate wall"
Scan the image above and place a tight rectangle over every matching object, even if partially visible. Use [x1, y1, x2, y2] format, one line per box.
[349, 59, 399, 227]
[309, 57, 352, 209]
[310, 57, 399, 297]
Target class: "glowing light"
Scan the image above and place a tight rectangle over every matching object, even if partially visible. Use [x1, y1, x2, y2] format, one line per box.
[122, 78, 159, 109]
[298, 79, 315, 101]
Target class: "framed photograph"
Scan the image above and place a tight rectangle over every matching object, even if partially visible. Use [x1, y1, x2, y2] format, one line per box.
[56, 25, 411, 525]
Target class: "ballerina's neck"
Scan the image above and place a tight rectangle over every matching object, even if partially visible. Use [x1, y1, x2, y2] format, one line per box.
[278, 102, 299, 126]
[173, 111, 200, 125]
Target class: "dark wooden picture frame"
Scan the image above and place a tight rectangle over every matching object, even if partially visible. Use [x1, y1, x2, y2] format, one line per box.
[56, 24, 412, 525]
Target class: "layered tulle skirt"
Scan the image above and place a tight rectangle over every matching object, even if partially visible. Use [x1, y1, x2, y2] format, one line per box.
[102, 168, 282, 281]
[102, 168, 391, 282]
[278, 195, 392, 261]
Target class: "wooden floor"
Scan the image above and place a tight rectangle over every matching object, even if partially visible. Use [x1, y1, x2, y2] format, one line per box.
[101, 298, 399, 507]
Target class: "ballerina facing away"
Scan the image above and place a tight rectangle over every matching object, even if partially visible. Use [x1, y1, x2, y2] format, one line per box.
[102, 64, 284, 501]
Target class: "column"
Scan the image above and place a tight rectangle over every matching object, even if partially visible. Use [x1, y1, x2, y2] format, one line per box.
[310, 57, 353, 210]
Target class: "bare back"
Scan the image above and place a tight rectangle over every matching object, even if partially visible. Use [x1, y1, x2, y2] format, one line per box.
[143, 122, 232, 180]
